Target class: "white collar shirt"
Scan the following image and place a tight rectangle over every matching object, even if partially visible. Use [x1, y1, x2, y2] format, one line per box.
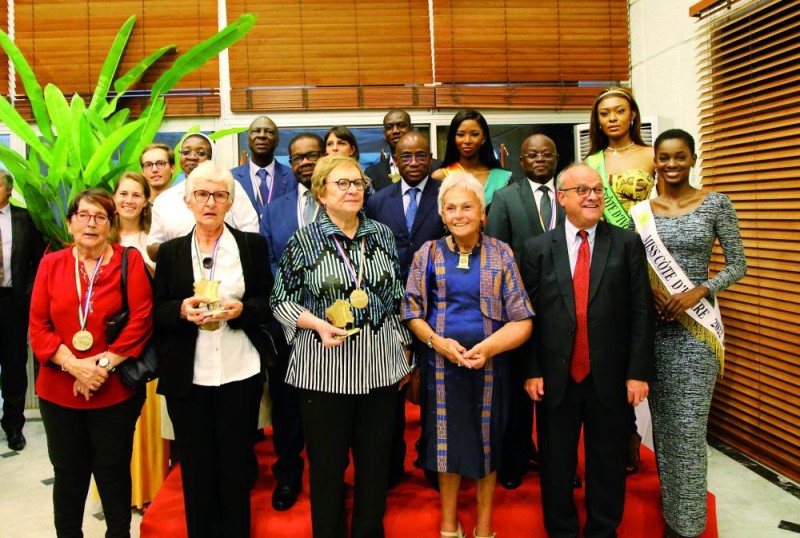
[190, 226, 261, 386]
[564, 219, 598, 276]
[0, 204, 11, 287]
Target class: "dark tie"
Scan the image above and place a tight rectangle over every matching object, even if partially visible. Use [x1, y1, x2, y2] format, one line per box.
[570, 230, 591, 382]
[406, 187, 419, 233]
[539, 185, 552, 231]
[256, 168, 269, 206]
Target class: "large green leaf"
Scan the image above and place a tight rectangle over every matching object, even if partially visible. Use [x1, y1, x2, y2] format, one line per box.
[106, 108, 131, 134]
[0, 145, 33, 191]
[44, 85, 84, 170]
[210, 126, 248, 140]
[151, 14, 256, 101]
[83, 119, 145, 183]
[89, 15, 136, 113]
[118, 97, 166, 169]
[0, 97, 52, 161]
[0, 30, 54, 143]
[103, 44, 176, 117]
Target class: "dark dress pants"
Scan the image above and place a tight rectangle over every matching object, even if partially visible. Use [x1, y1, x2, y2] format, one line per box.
[39, 391, 145, 538]
[299, 384, 398, 538]
[0, 291, 29, 434]
[500, 347, 536, 480]
[265, 323, 304, 490]
[537, 375, 628, 538]
[167, 374, 263, 538]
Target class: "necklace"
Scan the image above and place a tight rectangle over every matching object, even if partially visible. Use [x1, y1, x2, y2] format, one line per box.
[605, 141, 636, 154]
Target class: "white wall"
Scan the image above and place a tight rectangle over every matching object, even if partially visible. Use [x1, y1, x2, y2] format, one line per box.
[629, 0, 703, 178]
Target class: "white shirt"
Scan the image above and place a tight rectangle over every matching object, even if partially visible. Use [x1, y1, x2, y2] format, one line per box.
[401, 177, 428, 213]
[119, 231, 156, 272]
[190, 226, 261, 386]
[147, 180, 259, 247]
[564, 219, 598, 276]
[529, 177, 555, 209]
[248, 160, 276, 206]
[0, 204, 11, 287]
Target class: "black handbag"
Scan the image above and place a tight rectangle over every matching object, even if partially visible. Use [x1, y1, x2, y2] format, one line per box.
[107, 247, 159, 389]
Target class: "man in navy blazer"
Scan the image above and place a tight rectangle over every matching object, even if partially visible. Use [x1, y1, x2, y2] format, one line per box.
[365, 132, 446, 487]
[486, 134, 565, 490]
[258, 132, 324, 511]
[0, 170, 45, 451]
[521, 164, 654, 537]
[231, 116, 296, 220]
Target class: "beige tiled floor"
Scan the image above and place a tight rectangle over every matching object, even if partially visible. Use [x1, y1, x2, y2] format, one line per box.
[1, 409, 798, 537]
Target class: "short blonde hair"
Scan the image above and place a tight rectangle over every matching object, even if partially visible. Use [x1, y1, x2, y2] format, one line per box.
[184, 161, 235, 200]
[310, 154, 367, 202]
[437, 172, 486, 216]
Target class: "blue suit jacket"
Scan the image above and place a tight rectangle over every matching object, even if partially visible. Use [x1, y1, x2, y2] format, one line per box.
[365, 178, 446, 283]
[260, 189, 301, 276]
[231, 160, 296, 219]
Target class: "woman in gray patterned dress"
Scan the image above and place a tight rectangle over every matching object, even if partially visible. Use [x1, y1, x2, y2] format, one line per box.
[633, 129, 746, 538]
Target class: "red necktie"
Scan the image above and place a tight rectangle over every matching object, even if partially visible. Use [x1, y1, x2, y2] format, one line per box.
[570, 230, 591, 382]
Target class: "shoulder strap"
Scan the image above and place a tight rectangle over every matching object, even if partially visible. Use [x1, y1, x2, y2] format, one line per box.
[119, 247, 134, 312]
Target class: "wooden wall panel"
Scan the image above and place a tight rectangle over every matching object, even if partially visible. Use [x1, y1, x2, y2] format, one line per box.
[12, 0, 220, 117]
[697, 0, 800, 483]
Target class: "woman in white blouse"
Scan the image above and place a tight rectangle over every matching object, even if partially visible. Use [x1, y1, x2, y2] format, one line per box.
[153, 161, 274, 538]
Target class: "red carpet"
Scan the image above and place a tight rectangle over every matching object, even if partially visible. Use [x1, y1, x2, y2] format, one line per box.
[141, 402, 718, 537]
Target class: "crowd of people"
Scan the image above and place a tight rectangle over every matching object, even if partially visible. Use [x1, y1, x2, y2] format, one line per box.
[1, 88, 747, 538]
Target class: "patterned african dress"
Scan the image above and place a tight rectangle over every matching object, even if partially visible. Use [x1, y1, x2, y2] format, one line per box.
[401, 235, 533, 479]
[645, 192, 746, 536]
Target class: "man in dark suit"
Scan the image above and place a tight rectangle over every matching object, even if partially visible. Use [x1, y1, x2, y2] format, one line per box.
[486, 134, 565, 490]
[0, 170, 45, 451]
[365, 132, 447, 487]
[365, 110, 442, 192]
[521, 164, 654, 537]
[259, 132, 323, 511]
[231, 116, 296, 220]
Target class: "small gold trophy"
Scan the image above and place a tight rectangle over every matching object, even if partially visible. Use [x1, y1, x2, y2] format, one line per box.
[325, 299, 361, 339]
[194, 279, 224, 331]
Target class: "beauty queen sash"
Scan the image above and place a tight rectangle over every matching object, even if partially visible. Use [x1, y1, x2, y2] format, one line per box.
[630, 201, 726, 374]
[585, 150, 631, 228]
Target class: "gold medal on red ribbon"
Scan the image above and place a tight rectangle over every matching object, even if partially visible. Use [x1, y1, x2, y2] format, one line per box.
[72, 330, 93, 351]
[349, 288, 369, 309]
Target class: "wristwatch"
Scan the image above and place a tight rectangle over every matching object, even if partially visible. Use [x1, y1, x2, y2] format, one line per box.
[97, 356, 115, 372]
[426, 333, 435, 349]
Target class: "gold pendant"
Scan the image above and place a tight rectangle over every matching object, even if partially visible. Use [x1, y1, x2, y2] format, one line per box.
[72, 330, 93, 351]
[457, 253, 470, 270]
[349, 288, 369, 309]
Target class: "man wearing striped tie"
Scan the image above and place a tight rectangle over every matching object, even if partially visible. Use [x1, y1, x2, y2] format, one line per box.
[520, 163, 654, 537]
[486, 134, 565, 490]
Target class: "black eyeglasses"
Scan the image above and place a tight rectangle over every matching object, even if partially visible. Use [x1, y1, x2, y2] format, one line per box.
[559, 185, 604, 197]
[289, 151, 322, 165]
[522, 151, 558, 160]
[327, 179, 368, 191]
[180, 149, 209, 158]
[142, 160, 169, 170]
[397, 151, 430, 165]
[192, 190, 230, 204]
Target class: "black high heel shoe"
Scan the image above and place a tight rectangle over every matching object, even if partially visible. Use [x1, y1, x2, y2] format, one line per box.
[626, 432, 642, 475]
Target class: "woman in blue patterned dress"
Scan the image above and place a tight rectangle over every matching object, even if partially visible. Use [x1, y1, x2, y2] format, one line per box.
[402, 173, 533, 538]
[630, 129, 746, 538]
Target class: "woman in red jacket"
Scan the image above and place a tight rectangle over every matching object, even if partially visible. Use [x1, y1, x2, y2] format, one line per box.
[30, 188, 152, 538]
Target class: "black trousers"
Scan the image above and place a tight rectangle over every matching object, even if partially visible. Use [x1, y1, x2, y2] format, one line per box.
[537, 376, 628, 538]
[500, 347, 536, 479]
[388, 383, 408, 480]
[299, 384, 398, 538]
[167, 374, 262, 538]
[39, 391, 145, 538]
[265, 324, 304, 490]
[0, 291, 29, 434]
